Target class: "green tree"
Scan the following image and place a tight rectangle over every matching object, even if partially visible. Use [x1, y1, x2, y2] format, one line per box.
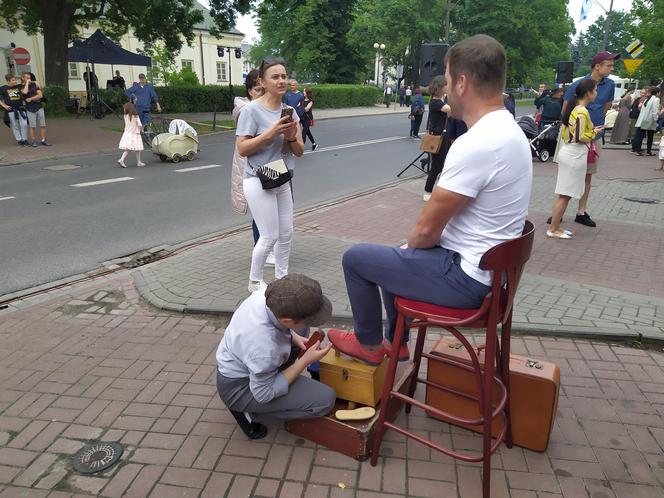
[0, 0, 250, 88]
[573, 11, 636, 77]
[454, 0, 574, 86]
[631, 0, 664, 81]
[253, 0, 363, 83]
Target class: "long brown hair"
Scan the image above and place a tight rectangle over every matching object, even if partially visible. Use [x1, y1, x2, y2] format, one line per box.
[123, 102, 138, 116]
[304, 87, 313, 100]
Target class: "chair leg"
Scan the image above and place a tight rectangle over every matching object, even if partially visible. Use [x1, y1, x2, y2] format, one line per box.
[370, 311, 408, 466]
[501, 316, 514, 448]
[405, 324, 427, 413]
[482, 328, 498, 498]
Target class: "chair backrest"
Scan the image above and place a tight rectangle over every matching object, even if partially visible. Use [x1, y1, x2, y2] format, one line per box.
[479, 220, 535, 324]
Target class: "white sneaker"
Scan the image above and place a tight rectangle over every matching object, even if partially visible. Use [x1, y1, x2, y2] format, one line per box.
[423, 193, 431, 201]
[265, 252, 276, 266]
[248, 280, 267, 293]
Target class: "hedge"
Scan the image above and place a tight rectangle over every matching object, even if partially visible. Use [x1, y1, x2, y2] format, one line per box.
[41, 83, 384, 115]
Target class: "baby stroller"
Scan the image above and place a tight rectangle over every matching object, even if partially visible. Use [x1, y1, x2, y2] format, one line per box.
[517, 115, 560, 162]
[151, 119, 199, 163]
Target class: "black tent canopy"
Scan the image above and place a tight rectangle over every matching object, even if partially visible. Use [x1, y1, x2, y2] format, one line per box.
[68, 29, 151, 66]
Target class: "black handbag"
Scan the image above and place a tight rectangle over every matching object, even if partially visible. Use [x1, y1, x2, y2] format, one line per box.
[256, 163, 292, 190]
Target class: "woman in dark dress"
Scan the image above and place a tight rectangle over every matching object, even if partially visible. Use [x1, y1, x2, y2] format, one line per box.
[423, 75, 448, 201]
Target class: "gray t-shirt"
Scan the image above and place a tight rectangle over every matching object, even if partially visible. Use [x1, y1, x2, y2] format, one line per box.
[235, 100, 300, 178]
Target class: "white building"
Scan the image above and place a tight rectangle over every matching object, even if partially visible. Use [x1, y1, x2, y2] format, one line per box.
[0, 4, 246, 91]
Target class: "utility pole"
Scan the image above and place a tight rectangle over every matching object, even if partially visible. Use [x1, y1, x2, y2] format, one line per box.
[602, 0, 615, 50]
[444, 0, 459, 45]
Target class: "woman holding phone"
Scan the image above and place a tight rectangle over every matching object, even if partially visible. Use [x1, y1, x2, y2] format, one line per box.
[236, 57, 305, 292]
[547, 78, 601, 239]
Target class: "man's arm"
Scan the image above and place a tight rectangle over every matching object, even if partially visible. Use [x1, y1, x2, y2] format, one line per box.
[407, 188, 471, 248]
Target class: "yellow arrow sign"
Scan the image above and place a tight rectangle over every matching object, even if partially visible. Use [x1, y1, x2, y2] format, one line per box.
[623, 59, 644, 76]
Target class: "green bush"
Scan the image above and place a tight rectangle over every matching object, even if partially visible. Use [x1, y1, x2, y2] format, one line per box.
[42, 85, 70, 116]
[100, 88, 129, 110]
[155, 85, 245, 113]
[302, 84, 382, 108]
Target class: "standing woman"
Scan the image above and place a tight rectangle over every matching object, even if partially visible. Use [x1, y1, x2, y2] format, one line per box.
[422, 75, 448, 201]
[236, 58, 305, 292]
[301, 87, 317, 150]
[609, 88, 633, 144]
[409, 88, 425, 139]
[632, 87, 660, 156]
[548, 79, 601, 239]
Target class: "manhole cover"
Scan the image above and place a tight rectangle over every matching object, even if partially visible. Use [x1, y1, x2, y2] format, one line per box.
[43, 164, 80, 171]
[623, 197, 660, 204]
[72, 442, 123, 474]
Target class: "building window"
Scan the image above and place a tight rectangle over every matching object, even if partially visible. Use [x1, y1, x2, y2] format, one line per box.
[243, 61, 253, 74]
[181, 59, 194, 70]
[217, 61, 227, 81]
[68, 63, 80, 79]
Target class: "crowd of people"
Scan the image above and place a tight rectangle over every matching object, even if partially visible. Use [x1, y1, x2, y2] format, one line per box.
[217, 35, 534, 438]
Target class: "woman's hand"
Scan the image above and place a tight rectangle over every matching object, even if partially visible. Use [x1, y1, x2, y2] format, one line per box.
[593, 125, 605, 133]
[267, 116, 295, 139]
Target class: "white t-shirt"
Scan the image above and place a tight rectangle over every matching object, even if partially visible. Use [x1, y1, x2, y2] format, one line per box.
[405, 88, 412, 96]
[437, 109, 532, 285]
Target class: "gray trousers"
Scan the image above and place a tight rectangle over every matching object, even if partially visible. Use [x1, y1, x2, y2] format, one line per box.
[8, 110, 28, 142]
[216, 368, 336, 422]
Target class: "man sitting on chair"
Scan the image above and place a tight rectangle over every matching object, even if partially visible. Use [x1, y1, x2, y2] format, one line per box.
[328, 35, 533, 365]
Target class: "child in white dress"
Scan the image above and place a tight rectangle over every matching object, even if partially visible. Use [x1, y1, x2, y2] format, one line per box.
[117, 102, 145, 168]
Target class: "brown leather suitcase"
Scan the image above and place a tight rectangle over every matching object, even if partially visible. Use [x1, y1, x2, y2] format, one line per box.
[425, 338, 560, 452]
[286, 363, 412, 460]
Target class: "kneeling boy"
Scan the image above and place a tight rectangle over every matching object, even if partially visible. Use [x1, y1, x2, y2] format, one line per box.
[216, 274, 336, 439]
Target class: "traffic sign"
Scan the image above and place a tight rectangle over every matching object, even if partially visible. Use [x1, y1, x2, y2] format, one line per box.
[623, 58, 644, 76]
[626, 39, 644, 58]
[12, 47, 30, 65]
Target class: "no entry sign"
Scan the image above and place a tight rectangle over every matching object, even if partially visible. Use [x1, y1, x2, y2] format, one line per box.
[13, 47, 31, 65]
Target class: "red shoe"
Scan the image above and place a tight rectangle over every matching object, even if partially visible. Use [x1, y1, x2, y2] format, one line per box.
[382, 338, 410, 361]
[327, 329, 385, 365]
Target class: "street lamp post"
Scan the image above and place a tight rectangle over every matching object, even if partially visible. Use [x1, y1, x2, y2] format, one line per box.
[373, 42, 385, 86]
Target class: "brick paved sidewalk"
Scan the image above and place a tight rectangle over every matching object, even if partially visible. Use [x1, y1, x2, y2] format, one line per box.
[1, 275, 664, 497]
[131, 147, 664, 341]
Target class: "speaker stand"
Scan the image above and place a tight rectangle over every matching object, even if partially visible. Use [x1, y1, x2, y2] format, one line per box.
[397, 151, 430, 177]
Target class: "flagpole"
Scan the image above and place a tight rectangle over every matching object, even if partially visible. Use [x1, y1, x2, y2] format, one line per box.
[602, 0, 615, 50]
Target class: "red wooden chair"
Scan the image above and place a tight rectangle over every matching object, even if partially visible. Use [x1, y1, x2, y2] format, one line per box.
[371, 220, 535, 498]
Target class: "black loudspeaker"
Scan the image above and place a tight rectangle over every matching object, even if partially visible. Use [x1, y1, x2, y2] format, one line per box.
[556, 61, 574, 84]
[419, 43, 448, 86]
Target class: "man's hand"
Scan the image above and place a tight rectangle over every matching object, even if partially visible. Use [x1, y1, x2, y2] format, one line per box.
[156, 103, 162, 113]
[1, 103, 10, 111]
[407, 188, 470, 249]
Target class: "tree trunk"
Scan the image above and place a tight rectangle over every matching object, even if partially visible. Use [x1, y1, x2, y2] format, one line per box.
[41, 1, 77, 88]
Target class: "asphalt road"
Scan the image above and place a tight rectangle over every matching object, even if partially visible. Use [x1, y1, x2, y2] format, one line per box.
[0, 114, 433, 296]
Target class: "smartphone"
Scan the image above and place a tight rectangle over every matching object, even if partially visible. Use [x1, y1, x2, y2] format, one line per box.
[280, 107, 294, 122]
[297, 330, 326, 358]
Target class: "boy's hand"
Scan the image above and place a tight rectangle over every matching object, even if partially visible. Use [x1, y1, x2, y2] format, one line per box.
[301, 342, 332, 365]
[291, 331, 308, 351]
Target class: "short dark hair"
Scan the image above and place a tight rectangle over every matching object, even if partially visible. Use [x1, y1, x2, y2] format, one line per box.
[444, 34, 506, 97]
[649, 86, 660, 96]
[5, 73, 15, 82]
[561, 78, 597, 126]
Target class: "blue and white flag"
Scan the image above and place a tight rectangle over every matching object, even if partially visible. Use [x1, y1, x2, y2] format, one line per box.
[580, 0, 594, 22]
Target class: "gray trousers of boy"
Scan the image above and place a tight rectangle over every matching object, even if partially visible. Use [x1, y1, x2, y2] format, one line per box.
[216, 350, 336, 422]
[8, 110, 28, 142]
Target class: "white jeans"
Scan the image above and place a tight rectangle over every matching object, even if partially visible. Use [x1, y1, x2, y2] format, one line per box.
[243, 176, 293, 281]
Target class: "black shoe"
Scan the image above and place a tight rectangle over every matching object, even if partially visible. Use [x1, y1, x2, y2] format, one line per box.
[229, 410, 267, 440]
[311, 142, 317, 151]
[546, 216, 563, 224]
[41, 140, 52, 146]
[575, 212, 596, 227]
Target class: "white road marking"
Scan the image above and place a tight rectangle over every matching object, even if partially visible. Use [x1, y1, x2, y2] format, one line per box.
[174, 164, 222, 173]
[0, 196, 16, 201]
[303, 136, 408, 154]
[71, 177, 134, 187]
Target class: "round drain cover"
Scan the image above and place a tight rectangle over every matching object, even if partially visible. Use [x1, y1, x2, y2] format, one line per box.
[72, 442, 123, 474]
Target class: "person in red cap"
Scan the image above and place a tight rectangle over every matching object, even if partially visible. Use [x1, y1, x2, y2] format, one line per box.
[552, 50, 619, 228]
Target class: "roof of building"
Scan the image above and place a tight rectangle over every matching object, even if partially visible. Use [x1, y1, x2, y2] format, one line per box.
[193, 3, 243, 36]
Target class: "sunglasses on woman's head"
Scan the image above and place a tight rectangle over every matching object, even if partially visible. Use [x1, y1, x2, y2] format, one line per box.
[261, 57, 285, 66]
